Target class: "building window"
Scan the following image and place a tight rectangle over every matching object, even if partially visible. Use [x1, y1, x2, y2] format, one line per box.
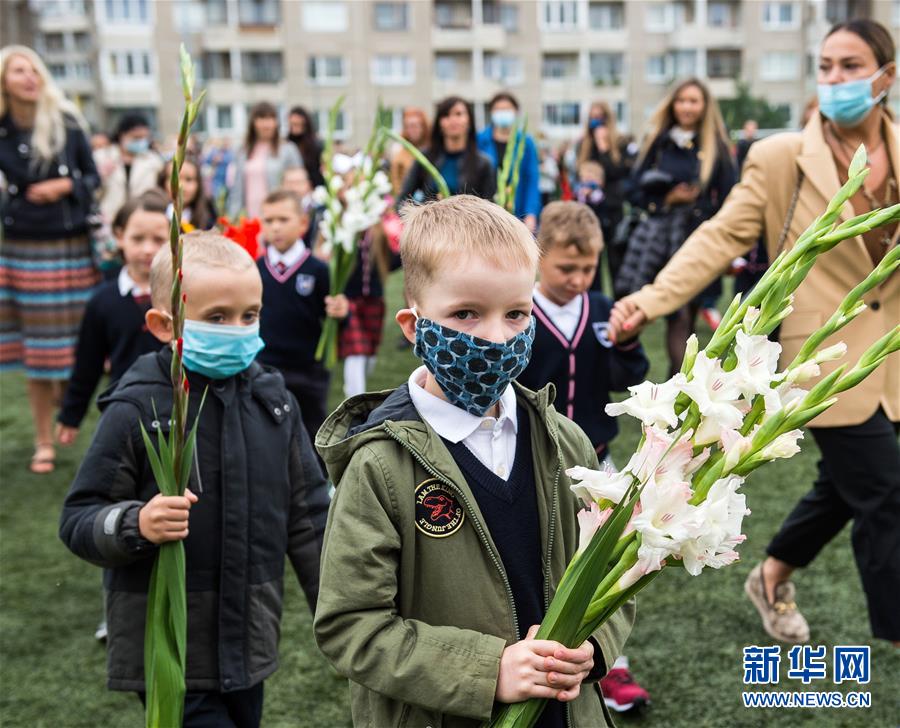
[483, 53, 523, 84]
[435, 1, 472, 28]
[48, 63, 68, 79]
[43, 33, 66, 53]
[216, 105, 233, 130]
[483, 1, 519, 31]
[673, 49, 697, 77]
[542, 53, 580, 80]
[204, 0, 228, 24]
[373, 2, 408, 30]
[238, 0, 279, 24]
[707, 49, 741, 78]
[588, 2, 624, 29]
[760, 51, 800, 80]
[541, 1, 578, 30]
[202, 51, 232, 81]
[302, 1, 348, 31]
[762, 2, 798, 29]
[589, 52, 623, 86]
[308, 56, 348, 85]
[73, 32, 91, 51]
[103, 0, 149, 23]
[707, 1, 739, 27]
[543, 102, 580, 127]
[315, 109, 349, 139]
[645, 2, 674, 31]
[893, 0, 900, 26]
[825, 0, 872, 23]
[108, 50, 153, 77]
[614, 101, 628, 129]
[242, 52, 284, 83]
[73, 62, 93, 79]
[434, 52, 471, 81]
[370, 55, 414, 85]
[645, 54, 671, 83]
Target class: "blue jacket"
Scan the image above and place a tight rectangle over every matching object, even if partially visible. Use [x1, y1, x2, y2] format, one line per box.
[476, 125, 541, 220]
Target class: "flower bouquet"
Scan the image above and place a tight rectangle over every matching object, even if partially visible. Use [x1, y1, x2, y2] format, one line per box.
[138, 46, 206, 728]
[217, 215, 262, 260]
[313, 97, 392, 368]
[488, 146, 900, 728]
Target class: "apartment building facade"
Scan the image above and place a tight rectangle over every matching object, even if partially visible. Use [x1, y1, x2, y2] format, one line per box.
[14, 0, 900, 146]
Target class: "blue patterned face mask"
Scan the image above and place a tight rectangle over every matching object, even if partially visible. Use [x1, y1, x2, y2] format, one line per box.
[413, 310, 535, 416]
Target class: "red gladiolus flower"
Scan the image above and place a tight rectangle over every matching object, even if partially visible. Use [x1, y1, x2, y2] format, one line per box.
[176, 337, 183, 357]
[218, 216, 263, 260]
[183, 377, 190, 393]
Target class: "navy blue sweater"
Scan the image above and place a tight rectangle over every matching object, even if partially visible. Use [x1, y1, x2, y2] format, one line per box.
[444, 412, 565, 728]
[518, 291, 649, 452]
[58, 280, 160, 428]
[257, 249, 329, 372]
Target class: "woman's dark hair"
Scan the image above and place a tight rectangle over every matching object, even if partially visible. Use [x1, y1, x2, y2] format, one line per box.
[826, 19, 896, 68]
[287, 105, 322, 177]
[112, 188, 169, 233]
[428, 96, 481, 183]
[488, 91, 519, 111]
[114, 112, 150, 142]
[244, 101, 280, 153]
[156, 155, 216, 230]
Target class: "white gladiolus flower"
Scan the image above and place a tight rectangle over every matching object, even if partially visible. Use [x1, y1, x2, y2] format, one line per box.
[681, 354, 744, 434]
[763, 380, 807, 416]
[327, 175, 344, 193]
[576, 502, 613, 555]
[786, 361, 821, 384]
[720, 428, 753, 471]
[605, 374, 686, 429]
[733, 330, 782, 398]
[567, 465, 634, 506]
[815, 342, 848, 364]
[311, 186, 329, 206]
[758, 429, 803, 461]
[679, 476, 749, 575]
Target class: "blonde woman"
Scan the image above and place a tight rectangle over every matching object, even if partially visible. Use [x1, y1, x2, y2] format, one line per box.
[616, 78, 736, 375]
[0, 45, 99, 474]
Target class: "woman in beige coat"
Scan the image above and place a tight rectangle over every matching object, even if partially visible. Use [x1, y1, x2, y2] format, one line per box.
[611, 20, 899, 646]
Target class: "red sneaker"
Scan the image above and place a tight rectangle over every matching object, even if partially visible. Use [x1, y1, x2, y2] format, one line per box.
[599, 667, 651, 712]
[700, 307, 722, 331]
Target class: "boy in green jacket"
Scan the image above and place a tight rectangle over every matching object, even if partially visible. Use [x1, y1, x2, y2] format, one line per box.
[314, 195, 634, 728]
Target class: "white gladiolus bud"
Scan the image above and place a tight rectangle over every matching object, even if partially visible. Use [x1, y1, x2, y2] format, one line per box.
[786, 361, 821, 384]
[814, 342, 848, 364]
[742, 307, 761, 329]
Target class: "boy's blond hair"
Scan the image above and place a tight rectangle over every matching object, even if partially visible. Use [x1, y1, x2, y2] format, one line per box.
[537, 201, 604, 257]
[150, 231, 256, 309]
[399, 195, 539, 301]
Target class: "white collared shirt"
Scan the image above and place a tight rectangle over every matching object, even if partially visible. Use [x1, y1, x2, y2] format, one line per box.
[266, 239, 307, 269]
[408, 365, 518, 481]
[533, 287, 583, 341]
[117, 267, 150, 297]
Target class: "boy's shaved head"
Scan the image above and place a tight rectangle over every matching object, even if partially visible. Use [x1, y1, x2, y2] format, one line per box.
[399, 195, 539, 303]
[150, 231, 257, 309]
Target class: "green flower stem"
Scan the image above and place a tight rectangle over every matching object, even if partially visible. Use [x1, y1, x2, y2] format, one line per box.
[381, 128, 450, 199]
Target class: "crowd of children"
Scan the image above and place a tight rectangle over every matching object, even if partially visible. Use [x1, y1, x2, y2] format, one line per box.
[57, 167, 652, 726]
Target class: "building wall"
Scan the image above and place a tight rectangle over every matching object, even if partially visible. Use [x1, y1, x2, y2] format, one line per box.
[15, 0, 900, 147]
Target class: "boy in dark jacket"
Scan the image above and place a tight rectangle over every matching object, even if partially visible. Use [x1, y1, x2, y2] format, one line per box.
[518, 201, 650, 714]
[59, 231, 330, 728]
[314, 195, 633, 728]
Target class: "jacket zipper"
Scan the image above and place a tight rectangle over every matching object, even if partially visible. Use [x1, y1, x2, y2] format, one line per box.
[383, 426, 520, 641]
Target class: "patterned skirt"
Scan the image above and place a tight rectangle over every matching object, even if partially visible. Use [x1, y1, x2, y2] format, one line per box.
[0, 235, 98, 379]
[338, 296, 386, 358]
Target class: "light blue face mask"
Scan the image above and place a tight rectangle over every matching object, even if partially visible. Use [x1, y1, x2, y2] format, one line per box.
[817, 65, 889, 128]
[124, 137, 151, 155]
[491, 109, 517, 129]
[181, 319, 265, 380]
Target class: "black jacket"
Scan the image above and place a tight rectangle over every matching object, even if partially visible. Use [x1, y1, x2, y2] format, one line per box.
[0, 113, 99, 239]
[398, 148, 497, 203]
[59, 349, 330, 693]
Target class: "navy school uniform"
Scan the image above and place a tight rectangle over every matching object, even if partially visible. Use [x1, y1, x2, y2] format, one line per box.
[257, 246, 332, 444]
[518, 291, 649, 454]
[57, 279, 161, 429]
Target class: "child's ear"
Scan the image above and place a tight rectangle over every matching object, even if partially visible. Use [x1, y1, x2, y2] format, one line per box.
[145, 308, 174, 343]
[395, 307, 417, 345]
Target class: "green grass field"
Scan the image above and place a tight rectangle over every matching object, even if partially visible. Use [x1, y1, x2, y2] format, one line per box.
[1, 271, 897, 727]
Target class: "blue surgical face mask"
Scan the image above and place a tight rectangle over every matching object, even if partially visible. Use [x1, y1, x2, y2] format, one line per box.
[181, 319, 265, 379]
[413, 310, 535, 417]
[124, 137, 150, 155]
[589, 118, 606, 130]
[817, 65, 888, 128]
[491, 109, 517, 129]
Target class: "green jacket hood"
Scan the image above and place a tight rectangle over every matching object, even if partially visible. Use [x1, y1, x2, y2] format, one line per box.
[316, 382, 558, 485]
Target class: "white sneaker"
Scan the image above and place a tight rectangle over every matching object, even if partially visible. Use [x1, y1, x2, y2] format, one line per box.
[94, 620, 108, 642]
